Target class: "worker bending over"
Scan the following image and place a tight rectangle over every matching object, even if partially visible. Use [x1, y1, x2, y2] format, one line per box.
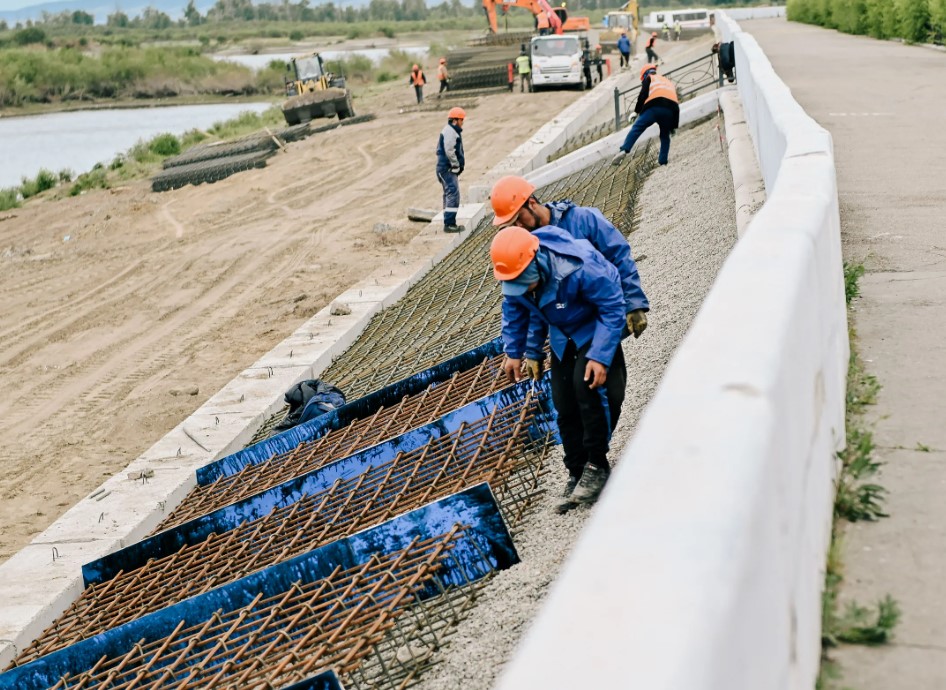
[490, 175, 649, 338]
[491, 226, 627, 508]
[611, 64, 679, 167]
[436, 107, 466, 233]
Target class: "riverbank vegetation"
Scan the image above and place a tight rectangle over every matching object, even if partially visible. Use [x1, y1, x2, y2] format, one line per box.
[0, 105, 284, 210]
[788, 0, 946, 44]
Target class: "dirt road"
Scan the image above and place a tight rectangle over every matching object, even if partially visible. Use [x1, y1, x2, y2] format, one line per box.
[0, 82, 582, 563]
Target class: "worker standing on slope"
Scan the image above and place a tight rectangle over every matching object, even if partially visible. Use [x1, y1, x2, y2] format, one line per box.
[645, 31, 660, 63]
[611, 64, 679, 167]
[490, 175, 649, 339]
[617, 30, 631, 69]
[409, 63, 426, 104]
[515, 47, 532, 92]
[491, 226, 627, 509]
[437, 57, 450, 97]
[436, 107, 466, 233]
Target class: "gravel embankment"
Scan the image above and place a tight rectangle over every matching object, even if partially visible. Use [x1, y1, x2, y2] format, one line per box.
[411, 116, 738, 690]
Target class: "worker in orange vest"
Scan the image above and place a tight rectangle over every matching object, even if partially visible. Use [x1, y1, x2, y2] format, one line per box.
[536, 10, 551, 35]
[408, 63, 427, 104]
[437, 57, 450, 97]
[645, 31, 661, 64]
[611, 64, 679, 166]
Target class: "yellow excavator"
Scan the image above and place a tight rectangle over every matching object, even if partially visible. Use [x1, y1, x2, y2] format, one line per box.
[281, 52, 355, 126]
[600, 0, 640, 52]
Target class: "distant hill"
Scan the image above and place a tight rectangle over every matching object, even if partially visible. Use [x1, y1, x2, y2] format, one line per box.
[0, 0, 374, 24]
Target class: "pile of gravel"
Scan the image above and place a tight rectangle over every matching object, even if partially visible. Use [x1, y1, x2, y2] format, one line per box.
[410, 116, 738, 690]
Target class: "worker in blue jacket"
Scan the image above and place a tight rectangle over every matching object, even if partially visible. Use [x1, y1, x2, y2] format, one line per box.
[491, 225, 627, 510]
[490, 175, 648, 340]
[617, 30, 632, 69]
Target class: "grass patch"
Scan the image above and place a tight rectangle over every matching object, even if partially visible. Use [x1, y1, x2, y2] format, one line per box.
[206, 106, 284, 138]
[0, 187, 20, 211]
[818, 257, 898, 688]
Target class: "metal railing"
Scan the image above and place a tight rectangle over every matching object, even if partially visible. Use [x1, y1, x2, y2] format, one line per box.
[613, 51, 728, 130]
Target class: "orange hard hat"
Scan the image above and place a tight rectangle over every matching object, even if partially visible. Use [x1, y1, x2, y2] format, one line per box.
[439, 57, 446, 64]
[651, 31, 657, 36]
[490, 175, 536, 226]
[640, 63, 657, 80]
[595, 44, 601, 50]
[412, 64, 419, 70]
[491, 226, 540, 281]
[447, 107, 466, 120]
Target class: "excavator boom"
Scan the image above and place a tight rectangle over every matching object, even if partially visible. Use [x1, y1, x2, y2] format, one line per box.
[482, 0, 566, 34]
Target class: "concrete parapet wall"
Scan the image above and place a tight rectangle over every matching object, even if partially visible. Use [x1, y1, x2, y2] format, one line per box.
[496, 12, 847, 690]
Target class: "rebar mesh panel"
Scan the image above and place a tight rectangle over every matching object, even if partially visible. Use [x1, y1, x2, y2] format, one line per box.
[16, 395, 550, 666]
[32, 531, 482, 690]
[159, 353, 514, 531]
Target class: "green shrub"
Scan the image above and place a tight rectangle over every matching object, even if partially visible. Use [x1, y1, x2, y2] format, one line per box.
[148, 132, 181, 157]
[0, 188, 19, 211]
[793, 0, 938, 42]
[19, 168, 58, 199]
[13, 27, 46, 45]
[898, 0, 932, 41]
[376, 71, 397, 82]
[69, 167, 109, 196]
[379, 25, 396, 38]
[58, 168, 73, 182]
[289, 29, 304, 41]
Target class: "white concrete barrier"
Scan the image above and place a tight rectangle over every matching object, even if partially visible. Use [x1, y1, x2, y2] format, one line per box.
[496, 12, 847, 690]
[723, 5, 787, 21]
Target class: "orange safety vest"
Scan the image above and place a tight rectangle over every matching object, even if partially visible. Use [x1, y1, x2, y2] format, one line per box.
[437, 64, 448, 81]
[536, 11, 550, 29]
[411, 69, 425, 86]
[644, 74, 679, 104]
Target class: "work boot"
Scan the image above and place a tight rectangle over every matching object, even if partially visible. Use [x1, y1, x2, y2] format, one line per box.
[443, 224, 465, 233]
[610, 150, 627, 166]
[562, 475, 579, 497]
[570, 463, 609, 505]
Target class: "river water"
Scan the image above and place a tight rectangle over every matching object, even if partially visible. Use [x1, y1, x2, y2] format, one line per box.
[214, 46, 428, 71]
[0, 102, 272, 189]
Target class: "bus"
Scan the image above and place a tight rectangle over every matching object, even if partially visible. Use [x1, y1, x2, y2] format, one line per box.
[641, 8, 712, 32]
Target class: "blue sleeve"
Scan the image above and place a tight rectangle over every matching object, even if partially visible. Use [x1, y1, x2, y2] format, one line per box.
[523, 317, 548, 361]
[501, 297, 531, 359]
[571, 208, 649, 312]
[580, 259, 627, 367]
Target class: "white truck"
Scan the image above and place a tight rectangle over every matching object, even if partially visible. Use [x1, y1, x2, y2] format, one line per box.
[530, 34, 584, 89]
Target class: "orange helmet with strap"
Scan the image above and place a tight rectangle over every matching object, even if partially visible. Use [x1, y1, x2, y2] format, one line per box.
[640, 63, 657, 80]
[439, 57, 446, 64]
[447, 107, 466, 121]
[490, 175, 536, 226]
[491, 226, 540, 280]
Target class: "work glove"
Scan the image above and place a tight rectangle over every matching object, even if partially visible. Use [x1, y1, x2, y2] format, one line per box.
[525, 357, 543, 380]
[451, 166, 461, 174]
[627, 309, 648, 338]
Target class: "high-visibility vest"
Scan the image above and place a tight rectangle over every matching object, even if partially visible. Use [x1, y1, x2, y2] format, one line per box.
[411, 69, 425, 86]
[437, 64, 448, 81]
[516, 54, 531, 74]
[644, 74, 679, 104]
[536, 11, 550, 29]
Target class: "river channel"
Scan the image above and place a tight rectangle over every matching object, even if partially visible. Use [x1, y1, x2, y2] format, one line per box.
[0, 102, 272, 190]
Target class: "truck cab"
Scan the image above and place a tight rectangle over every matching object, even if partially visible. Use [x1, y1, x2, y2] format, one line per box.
[530, 35, 583, 88]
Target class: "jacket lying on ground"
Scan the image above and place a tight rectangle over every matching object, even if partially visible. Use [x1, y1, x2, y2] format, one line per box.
[545, 200, 649, 313]
[501, 226, 626, 367]
[436, 121, 465, 172]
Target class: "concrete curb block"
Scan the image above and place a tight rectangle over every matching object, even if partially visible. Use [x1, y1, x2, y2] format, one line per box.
[719, 89, 767, 236]
[495, 12, 848, 690]
[0, 71, 640, 667]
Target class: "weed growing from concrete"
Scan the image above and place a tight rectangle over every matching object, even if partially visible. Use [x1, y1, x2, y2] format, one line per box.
[843, 260, 865, 304]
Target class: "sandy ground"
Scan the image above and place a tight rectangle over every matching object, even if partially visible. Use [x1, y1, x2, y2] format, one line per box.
[0, 81, 582, 564]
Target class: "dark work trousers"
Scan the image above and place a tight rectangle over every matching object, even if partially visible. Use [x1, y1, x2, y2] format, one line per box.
[520, 74, 531, 92]
[436, 169, 460, 226]
[414, 84, 424, 103]
[620, 51, 630, 68]
[439, 79, 449, 94]
[620, 104, 675, 164]
[550, 340, 627, 479]
[646, 47, 659, 63]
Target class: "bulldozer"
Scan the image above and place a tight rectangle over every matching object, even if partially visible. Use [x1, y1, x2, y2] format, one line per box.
[281, 52, 355, 126]
[600, 0, 640, 52]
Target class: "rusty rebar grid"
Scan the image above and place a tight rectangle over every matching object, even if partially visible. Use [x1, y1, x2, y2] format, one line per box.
[159, 352, 515, 531]
[35, 531, 480, 690]
[15, 395, 551, 666]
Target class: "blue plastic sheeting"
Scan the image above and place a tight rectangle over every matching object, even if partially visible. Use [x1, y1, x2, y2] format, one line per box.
[280, 671, 346, 690]
[0, 484, 516, 690]
[198, 337, 505, 485]
[83, 377, 554, 587]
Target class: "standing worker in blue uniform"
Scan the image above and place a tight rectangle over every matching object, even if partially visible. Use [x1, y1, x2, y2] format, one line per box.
[611, 64, 679, 167]
[489, 175, 649, 338]
[491, 226, 627, 509]
[616, 30, 632, 69]
[436, 107, 466, 233]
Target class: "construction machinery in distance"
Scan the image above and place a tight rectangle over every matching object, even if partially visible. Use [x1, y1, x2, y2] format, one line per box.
[599, 0, 640, 52]
[281, 52, 355, 126]
[482, 0, 591, 35]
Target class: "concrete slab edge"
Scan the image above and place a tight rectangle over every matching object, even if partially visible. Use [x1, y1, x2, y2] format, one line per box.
[0, 77, 629, 668]
[719, 89, 767, 236]
[495, 12, 848, 690]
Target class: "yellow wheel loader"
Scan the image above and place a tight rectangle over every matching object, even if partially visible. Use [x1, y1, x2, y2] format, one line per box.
[281, 52, 355, 126]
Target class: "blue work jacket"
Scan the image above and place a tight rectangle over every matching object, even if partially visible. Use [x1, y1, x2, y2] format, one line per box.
[617, 35, 632, 54]
[436, 122, 464, 173]
[545, 200, 649, 313]
[501, 226, 626, 367]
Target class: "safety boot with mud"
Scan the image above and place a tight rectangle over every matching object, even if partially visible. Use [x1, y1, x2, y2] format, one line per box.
[569, 462, 609, 505]
[444, 224, 465, 233]
[610, 150, 627, 166]
[562, 475, 579, 497]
